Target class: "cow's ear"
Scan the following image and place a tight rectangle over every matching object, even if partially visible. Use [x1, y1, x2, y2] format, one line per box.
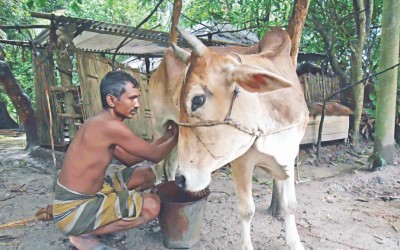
[229, 64, 292, 93]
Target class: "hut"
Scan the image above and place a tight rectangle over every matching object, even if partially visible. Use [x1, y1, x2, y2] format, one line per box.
[1, 12, 257, 150]
[1, 13, 352, 149]
[296, 60, 353, 144]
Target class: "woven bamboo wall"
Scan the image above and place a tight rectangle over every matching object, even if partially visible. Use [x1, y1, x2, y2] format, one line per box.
[299, 73, 340, 103]
[76, 50, 153, 140]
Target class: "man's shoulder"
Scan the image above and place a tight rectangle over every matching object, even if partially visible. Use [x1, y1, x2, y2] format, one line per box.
[83, 114, 124, 130]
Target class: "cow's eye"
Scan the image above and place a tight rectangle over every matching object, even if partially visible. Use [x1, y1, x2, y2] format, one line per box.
[191, 95, 206, 112]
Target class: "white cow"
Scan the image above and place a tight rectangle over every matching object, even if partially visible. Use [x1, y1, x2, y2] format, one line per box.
[149, 36, 260, 182]
[172, 27, 309, 250]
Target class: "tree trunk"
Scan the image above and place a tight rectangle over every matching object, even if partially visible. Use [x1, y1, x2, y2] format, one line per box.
[349, 54, 365, 145]
[373, 0, 399, 166]
[269, 0, 310, 218]
[349, 0, 370, 147]
[170, 0, 182, 45]
[33, 48, 65, 146]
[310, 15, 349, 84]
[0, 60, 39, 148]
[0, 100, 19, 129]
[287, 0, 311, 67]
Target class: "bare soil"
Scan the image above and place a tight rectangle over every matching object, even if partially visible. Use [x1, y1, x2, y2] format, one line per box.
[0, 130, 399, 250]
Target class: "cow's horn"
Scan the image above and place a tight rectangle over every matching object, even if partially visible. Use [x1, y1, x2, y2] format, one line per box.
[176, 26, 205, 57]
[172, 43, 190, 64]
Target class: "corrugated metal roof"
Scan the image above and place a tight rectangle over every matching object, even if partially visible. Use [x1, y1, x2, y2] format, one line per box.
[33, 13, 249, 57]
[31, 13, 326, 60]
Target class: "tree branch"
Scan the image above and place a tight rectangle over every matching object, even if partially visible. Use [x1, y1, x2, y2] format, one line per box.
[111, 0, 164, 69]
[326, 63, 400, 102]
[195, 25, 273, 37]
[310, 14, 349, 82]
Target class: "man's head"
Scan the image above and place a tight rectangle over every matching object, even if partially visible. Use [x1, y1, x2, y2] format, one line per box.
[100, 71, 140, 109]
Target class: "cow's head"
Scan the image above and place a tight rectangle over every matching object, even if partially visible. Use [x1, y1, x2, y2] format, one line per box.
[174, 27, 293, 192]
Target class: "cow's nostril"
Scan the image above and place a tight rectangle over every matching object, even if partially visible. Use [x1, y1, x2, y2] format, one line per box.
[175, 175, 186, 189]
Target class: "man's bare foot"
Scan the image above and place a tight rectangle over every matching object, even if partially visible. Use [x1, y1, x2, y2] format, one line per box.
[69, 235, 100, 250]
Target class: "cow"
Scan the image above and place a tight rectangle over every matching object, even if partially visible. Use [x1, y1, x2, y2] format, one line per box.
[149, 27, 308, 249]
[149, 38, 260, 183]
[174, 27, 309, 250]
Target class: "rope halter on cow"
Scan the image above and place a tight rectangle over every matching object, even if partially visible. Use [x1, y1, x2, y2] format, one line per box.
[177, 53, 304, 137]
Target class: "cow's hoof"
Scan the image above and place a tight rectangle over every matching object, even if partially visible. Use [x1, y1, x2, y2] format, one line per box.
[288, 242, 305, 250]
[240, 243, 254, 250]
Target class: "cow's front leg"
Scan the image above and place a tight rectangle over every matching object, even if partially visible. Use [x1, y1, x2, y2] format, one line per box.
[273, 161, 304, 250]
[231, 159, 255, 250]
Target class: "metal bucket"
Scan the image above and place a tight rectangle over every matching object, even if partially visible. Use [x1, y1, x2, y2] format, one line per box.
[156, 181, 209, 249]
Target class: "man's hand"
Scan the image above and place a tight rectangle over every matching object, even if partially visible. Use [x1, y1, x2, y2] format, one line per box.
[164, 121, 179, 138]
[170, 122, 179, 137]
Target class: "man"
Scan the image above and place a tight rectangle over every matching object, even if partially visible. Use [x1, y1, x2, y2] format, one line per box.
[53, 71, 178, 250]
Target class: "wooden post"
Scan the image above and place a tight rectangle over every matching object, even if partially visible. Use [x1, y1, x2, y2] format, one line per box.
[56, 22, 78, 141]
[32, 48, 64, 146]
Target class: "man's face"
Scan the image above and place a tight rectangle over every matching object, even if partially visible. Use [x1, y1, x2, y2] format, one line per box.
[113, 82, 141, 119]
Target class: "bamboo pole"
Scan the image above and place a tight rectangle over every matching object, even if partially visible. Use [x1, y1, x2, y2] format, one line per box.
[56, 23, 78, 141]
[0, 25, 49, 29]
[0, 205, 53, 230]
[0, 39, 40, 47]
[0, 217, 38, 230]
[44, 86, 57, 190]
[58, 113, 83, 119]
[50, 86, 79, 92]
[31, 12, 55, 20]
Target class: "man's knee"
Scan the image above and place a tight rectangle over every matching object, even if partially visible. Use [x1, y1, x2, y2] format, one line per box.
[143, 166, 156, 184]
[141, 193, 160, 220]
[127, 166, 156, 190]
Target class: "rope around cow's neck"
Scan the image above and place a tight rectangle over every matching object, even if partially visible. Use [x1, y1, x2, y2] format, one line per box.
[178, 118, 304, 137]
[177, 84, 304, 137]
[177, 52, 304, 137]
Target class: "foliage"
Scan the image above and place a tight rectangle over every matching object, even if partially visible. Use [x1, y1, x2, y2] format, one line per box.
[0, 51, 34, 120]
[182, 0, 293, 38]
[0, 0, 390, 130]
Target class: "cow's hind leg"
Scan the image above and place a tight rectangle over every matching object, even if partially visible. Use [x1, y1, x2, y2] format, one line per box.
[231, 159, 255, 250]
[267, 179, 283, 219]
[271, 161, 304, 250]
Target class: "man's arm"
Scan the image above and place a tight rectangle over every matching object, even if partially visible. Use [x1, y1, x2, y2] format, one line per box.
[114, 146, 144, 166]
[109, 121, 178, 164]
[114, 126, 176, 166]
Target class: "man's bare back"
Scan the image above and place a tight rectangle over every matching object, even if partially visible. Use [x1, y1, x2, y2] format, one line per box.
[59, 112, 125, 194]
[58, 85, 177, 195]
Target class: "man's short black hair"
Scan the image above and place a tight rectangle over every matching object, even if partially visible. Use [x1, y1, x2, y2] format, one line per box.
[100, 71, 140, 109]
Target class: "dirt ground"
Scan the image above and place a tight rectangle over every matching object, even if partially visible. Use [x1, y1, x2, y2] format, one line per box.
[0, 129, 399, 250]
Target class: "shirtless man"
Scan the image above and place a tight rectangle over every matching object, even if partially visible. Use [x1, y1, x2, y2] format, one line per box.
[53, 71, 178, 250]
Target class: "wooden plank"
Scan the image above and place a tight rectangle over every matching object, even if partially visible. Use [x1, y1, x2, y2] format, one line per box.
[50, 86, 79, 92]
[58, 113, 83, 119]
[301, 115, 349, 144]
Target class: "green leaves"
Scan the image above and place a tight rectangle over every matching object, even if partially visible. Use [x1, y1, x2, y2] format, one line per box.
[26, 0, 35, 10]
[69, 1, 82, 13]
